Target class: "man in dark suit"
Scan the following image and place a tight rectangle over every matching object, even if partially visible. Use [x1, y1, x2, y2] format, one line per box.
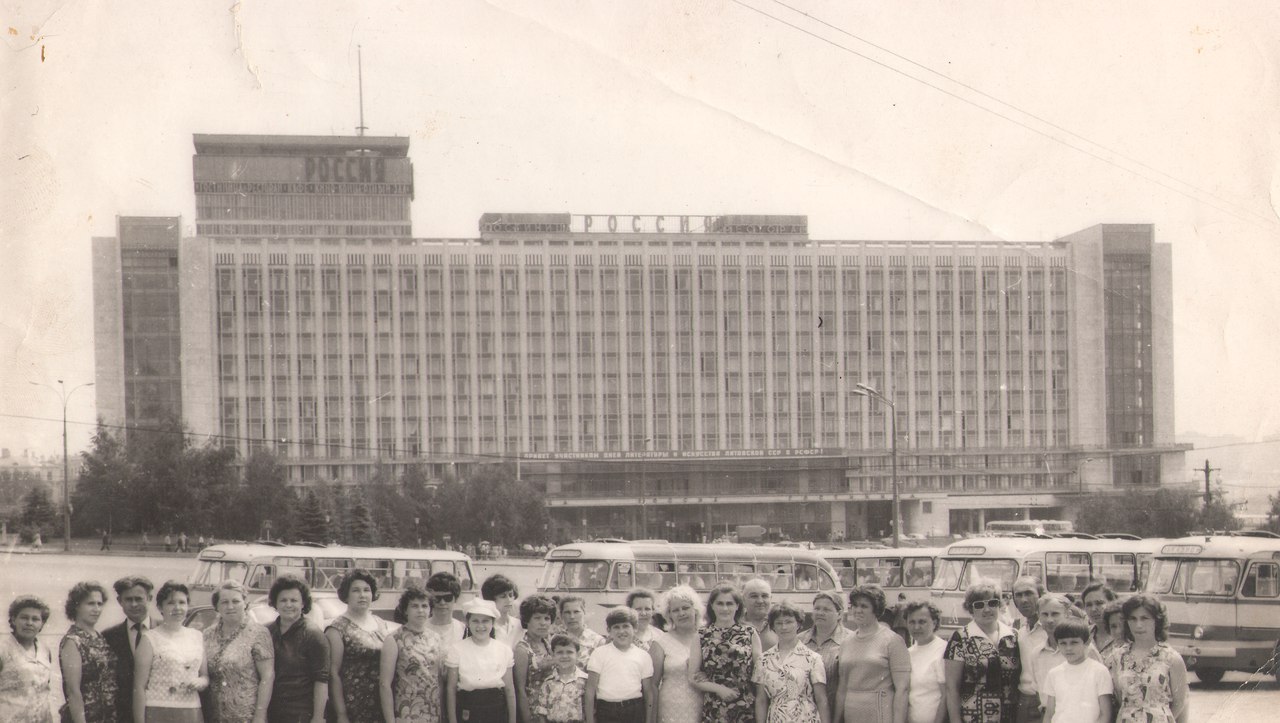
[103, 575, 155, 721]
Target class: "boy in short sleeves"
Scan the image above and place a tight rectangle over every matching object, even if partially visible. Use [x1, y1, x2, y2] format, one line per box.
[584, 608, 654, 723]
[1043, 620, 1112, 723]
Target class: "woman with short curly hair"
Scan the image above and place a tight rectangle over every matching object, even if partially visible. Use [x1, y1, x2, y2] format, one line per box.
[60, 581, 119, 723]
[267, 575, 330, 723]
[942, 580, 1020, 723]
[327, 569, 389, 723]
[834, 584, 909, 723]
[1107, 595, 1188, 723]
[1, 595, 56, 722]
[513, 594, 558, 723]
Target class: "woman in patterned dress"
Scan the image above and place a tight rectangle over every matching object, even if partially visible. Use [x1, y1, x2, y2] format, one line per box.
[833, 584, 910, 723]
[690, 583, 761, 723]
[0, 595, 57, 723]
[512, 595, 558, 723]
[326, 570, 390, 723]
[1106, 595, 1188, 723]
[756, 602, 829, 723]
[59, 581, 118, 723]
[379, 588, 445, 723]
[942, 581, 1020, 723]
[204, 580, 275, 723]
[134, 581, 207, 723]
[650, 585, 702, 723]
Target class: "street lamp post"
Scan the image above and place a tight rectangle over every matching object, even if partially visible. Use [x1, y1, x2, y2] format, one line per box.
[853, 383, 900, 548]
[30, 379, 94, 552]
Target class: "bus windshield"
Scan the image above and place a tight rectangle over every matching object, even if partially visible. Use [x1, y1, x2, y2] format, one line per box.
[933, 558, 1019, 592]
[190, 560, 248, 587]
[539, 560, 611, 590]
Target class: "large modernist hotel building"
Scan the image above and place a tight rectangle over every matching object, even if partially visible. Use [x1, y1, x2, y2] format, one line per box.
[93, 134, 1188, 541]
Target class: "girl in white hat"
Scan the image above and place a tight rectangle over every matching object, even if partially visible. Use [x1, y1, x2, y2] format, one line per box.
[445, 598, 517, 723]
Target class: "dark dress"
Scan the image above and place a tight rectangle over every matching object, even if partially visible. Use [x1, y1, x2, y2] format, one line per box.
[942, 624, 1021, 723]
[325, 615, 388, 723]
[60, 625, 120, 723]
[698, 623, 757, 723]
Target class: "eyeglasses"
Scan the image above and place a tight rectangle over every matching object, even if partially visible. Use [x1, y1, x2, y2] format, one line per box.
[429, 593, 455, 603]
[970, 599, 1002, 611]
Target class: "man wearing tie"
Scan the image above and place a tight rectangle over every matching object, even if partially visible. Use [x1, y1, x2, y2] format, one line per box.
[103, 576, 156, 722]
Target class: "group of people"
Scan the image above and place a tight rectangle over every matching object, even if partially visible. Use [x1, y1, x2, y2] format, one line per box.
[0, 570, 1190, 723]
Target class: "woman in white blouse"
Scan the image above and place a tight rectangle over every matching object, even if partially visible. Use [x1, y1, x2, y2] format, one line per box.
[445, 599, 516, 723]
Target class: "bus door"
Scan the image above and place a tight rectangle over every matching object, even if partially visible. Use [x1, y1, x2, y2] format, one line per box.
[1238, 559, 1279, 663]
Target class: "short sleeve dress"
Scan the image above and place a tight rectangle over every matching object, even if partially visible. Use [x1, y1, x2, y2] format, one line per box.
[758, 644, 826, 723]
[698, 623, 757, 723]
[653, 631, 701, 723]
[0, 635, 56, 723]
[1107, 642, 1184, 723]
[837, 625, 911, 723]
[204, 618, 275, 723]
[388, 626, 445, 723]
[59, 625, 118, 723]
[942, 623, 1021, 723]
[514, 634, 554, 715]
[326, 615, 389, 723]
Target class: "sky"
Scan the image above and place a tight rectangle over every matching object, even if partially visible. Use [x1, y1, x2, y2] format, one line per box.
[2, 1, 1278, 495]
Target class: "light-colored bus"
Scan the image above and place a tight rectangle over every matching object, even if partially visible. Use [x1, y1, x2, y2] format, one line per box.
[1145, 535, 1280, 684]
[984, 519, 1075, 536]
[929, 537, 1162, 628]
[537, 541, 841, 631]
[820, 546, 943, 607]
[187, 542, 476, 625]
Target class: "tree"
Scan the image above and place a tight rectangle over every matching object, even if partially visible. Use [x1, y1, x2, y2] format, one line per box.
[427, 464, 550, 546]
[126, 416, 192, 534]
[239, 451, 294, 540]
[182, 442, 239, 538]
[1076, 487, 1200, 538]
[72, 421, 133, 535]
[1265, 494, 1280, 535]
[294, 490, 330, 543]
[346, 492, 377, 545]
[1198, 485, 1241, 532]
[19, 485, 58, 541]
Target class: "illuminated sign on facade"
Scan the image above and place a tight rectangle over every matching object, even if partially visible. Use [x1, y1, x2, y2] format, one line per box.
[478, 213, 807, 236]
[194, 156, 413, 185]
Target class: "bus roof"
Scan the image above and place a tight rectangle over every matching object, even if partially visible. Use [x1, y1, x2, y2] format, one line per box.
[1153, 535, 1280, 559]
[940, 536, 1165, 558]
[545, 541, 832, 565]
[197, 542, 472, 563]
[820, 547, 945, 561]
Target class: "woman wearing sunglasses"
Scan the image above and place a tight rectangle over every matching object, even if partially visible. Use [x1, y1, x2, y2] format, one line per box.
[943, 581, 1021, 723]
[424, 572, 467, 643]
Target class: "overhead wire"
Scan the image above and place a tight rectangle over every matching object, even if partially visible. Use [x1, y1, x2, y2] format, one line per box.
[725, 0, 1278, 231]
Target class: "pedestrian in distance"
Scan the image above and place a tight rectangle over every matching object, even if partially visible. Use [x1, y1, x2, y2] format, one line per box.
[103, 576, 156, 723]
[60, 580, 120, 723]
[266, 575, 329, 723]
[0, 594, 57, 723]
[133, 581, 207, 723]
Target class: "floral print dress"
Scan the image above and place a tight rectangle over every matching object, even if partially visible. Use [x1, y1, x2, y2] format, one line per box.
[326, 615, 389, 723]
[698, 623, 757, 723]
[942, 623, 1021, 723]
[59, 625, 118, 723]
[1107, 643, 1183, 723]
[0, 635, 56, 723]
[388, 627, 445, 723]
[204, 618, 275, 723]
[758, 644, 826, 723]
[516, 634, 555, 715]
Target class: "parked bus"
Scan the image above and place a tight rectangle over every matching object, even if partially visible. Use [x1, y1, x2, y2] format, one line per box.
[984, 519, 1075, 536]
[820, 546, 943, 607]
[1144, 535, 1280, 684]
[929, 536, 1162, 628]
[537, 541, 841, 630]
[187, 542, 476, 625]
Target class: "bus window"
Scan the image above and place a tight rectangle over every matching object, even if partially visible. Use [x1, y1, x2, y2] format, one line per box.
[554, 561, 610, 590]
[961, 560, 1019, 592]
[855, 558, 898, 586]
[356, 559, 395, 591]
[1093, 553, 1137, 592]
[611, 562, 634, 590]
[678, 562, 716, 590]
[315, 557, 353, 591]
[1242, 562, 1279, 598]
[1174, 560, 1240, 596]
[1023, 561, 1044, 584]
[817, 568, 837, 591]
[191, 560, 247, 586]
[247, 564, 276, 591]
[794, 563, 819, 591]
[398, 560, 432, 588]
[1146, 559, 1177, 594]
[539, 561, 564, 590]
[1046, 553, 1090, 593]
[761, 563, 793, 592]
[832, 561, 857, 589]
[718, 562, 756, 586]
[933, 559, 964, 591]
[635, 562, 677, 590]
[903, 558, 934, 587]
[270, 557, 311, 589]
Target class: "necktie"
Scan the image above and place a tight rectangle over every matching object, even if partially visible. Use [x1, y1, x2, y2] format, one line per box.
[133, 623, 143, 649]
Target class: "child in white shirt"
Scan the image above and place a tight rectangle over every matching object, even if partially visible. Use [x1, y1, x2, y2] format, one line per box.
[584, 607, 655, 723]
[1043, 619, 1113, 723]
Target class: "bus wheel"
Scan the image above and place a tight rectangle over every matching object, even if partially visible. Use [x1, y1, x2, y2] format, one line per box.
[1195, 667, 1225, 686]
